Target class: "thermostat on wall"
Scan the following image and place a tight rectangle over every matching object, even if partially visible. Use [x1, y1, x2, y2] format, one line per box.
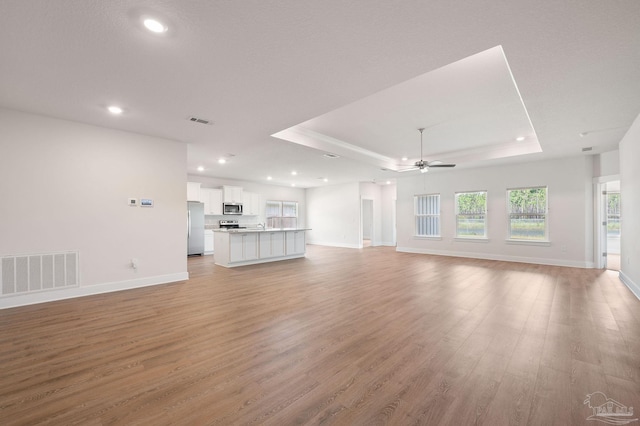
[128, 198, 137, 206]
[140, 198, 153, 207]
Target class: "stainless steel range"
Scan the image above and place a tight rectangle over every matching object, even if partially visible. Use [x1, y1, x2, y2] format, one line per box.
[219, 220, 245, 230]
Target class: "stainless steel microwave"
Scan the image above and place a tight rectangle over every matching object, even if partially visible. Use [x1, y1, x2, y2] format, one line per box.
[223, 203, 243, 215]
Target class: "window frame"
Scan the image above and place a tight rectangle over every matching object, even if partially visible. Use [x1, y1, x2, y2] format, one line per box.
[266, 200, 298, 229]
[414, 193, 441, 238]
[506, 186, 549, 243]
[454, 190, 488, 240]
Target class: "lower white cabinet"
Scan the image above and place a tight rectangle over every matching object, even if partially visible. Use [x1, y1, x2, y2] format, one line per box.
[229, 233, 258, 262]
[285, 231, 306, 255]
[204, 230, 214, 254]
[214, 229, 308, 268]
[259, 232, 285, 259]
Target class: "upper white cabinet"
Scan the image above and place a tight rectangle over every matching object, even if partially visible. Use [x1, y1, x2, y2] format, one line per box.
[187, 182, 201, 201]
[242, 191, 261, 216]
[223, 185, 243, 203]
[201, 188, 223, 215]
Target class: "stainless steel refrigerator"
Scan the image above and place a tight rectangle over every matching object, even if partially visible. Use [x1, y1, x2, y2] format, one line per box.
[187, 201, 205, 256]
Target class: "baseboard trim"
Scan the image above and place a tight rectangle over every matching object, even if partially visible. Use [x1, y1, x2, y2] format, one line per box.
[0, 272, 189, 310]
[395, 246, 593, 268]
[307, 241, 362, 249]
[619, 270, 640, 301]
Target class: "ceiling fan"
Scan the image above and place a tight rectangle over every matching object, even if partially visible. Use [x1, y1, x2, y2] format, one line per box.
[397, 128, 456, 173]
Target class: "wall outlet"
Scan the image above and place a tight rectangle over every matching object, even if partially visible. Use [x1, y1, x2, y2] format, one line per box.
[131, 258, 139, 269]
[560, 245, 567, 253]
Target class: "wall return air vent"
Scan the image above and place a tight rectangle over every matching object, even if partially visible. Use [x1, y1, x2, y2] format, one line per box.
[1, 251, 79, 297]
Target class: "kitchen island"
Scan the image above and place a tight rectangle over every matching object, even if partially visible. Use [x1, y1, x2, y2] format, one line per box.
[213, 228, 310, 268]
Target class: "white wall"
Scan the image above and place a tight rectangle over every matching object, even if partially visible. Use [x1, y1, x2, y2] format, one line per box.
[381, 183, 397, 246]
[396, 156, 595, 268]
[594, 149, 620, 177]
[187, 175, 306, 227]
[306, 183, 361, 248]
[619, 113, 640, 297]
[0, 109, 188, 308]
[362, 200, 373, 240]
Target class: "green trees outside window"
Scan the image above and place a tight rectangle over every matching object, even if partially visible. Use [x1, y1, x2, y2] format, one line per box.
[508, 187, 547, 240]
[456, 191, 487, 238]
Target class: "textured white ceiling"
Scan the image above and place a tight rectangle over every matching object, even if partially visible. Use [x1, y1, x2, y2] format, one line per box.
[1, 1, 639, 188]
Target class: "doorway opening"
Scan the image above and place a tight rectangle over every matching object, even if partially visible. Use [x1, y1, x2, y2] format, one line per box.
[605, 182, 621, 270]
[597, 180, 621, 270]
[362, 199, 373, 248]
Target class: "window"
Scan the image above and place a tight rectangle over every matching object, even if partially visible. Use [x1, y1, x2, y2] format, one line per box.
[266, 200, 298, 228]
[606, 192, 620, 238]
[455, 191, 487, 238]
[415, 194, 440, 237]
[507, 187, 548, 241]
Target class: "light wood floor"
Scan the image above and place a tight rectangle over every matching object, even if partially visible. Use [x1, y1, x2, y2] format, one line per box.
[1, 245, 639, 425]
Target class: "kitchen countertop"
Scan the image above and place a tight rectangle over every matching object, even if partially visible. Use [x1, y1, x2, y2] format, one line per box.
[213, 228, 311, 233]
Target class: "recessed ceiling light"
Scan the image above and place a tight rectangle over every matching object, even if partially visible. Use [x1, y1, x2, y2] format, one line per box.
[197, 166, 204, 172]
[401, 156, 408, 161]
[324, 178, 328, 182]
[267, 176, 272, 180]
[291, 183, 296, 187]
[218, 158, 226, 164]
[386, 181, 391, 184]
[107, 105, 123, 114]
[291, 171, 297, 176]
[143, 18, 167, 33]
[516, 136, 525, 142]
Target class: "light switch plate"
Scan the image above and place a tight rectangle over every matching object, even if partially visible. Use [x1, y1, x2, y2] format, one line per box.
[128, 198, 137, 207]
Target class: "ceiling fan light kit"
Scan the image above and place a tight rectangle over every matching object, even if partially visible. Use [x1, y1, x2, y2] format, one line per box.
[398, 128, 457, 173]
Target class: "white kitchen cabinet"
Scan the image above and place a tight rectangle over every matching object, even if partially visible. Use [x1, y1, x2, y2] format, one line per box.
[242, 191, 261, 216]
[201, 188, 223, 215]
[285, 231, 306, 255]
[259, 231, 285, 259]
[223, 185, 243, 203]
[210, 189, 222, 215]
[204, 230, 214, 254]
[229, 233, 258, 262]
[187, 182, 201, 201]
[214, 229, 308, 267]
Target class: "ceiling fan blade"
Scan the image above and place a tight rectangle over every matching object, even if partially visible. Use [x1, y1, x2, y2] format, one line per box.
[428, 163, 456, 168]
[396, 167, 419, 172]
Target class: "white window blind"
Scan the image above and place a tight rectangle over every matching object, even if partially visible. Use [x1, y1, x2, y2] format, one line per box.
[415, 194, 440, 237]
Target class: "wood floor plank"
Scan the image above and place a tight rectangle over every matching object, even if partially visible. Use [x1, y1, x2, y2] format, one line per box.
[1, 245, 640, 425]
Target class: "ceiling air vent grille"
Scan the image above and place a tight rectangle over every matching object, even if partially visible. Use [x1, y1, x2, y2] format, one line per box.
[582, 147, 593, 152]
[188, 116, 213, 125]
[323, 153, 340, 158]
